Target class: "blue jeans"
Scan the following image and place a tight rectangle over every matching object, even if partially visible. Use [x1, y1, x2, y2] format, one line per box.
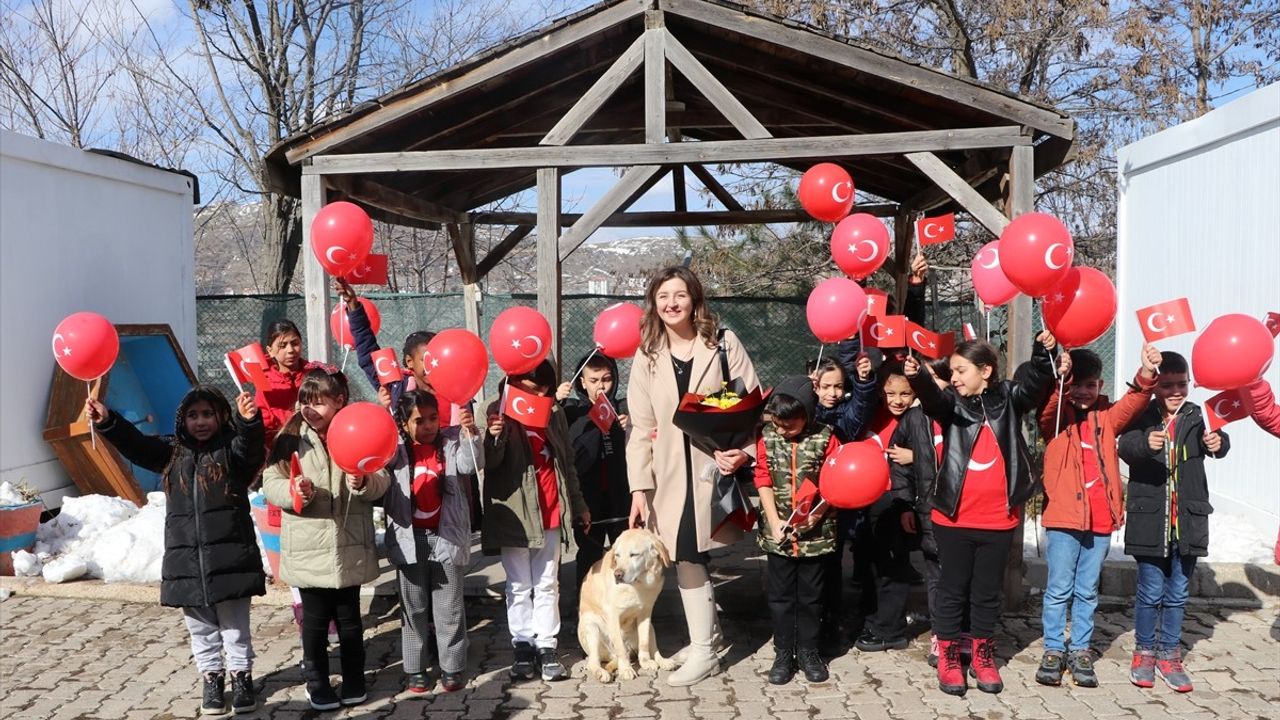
[1042, 529, 1111, 652]
[1134, 543, 1197, 650]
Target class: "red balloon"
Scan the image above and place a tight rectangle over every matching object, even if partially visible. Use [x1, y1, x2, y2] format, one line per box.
[489, 306, 552, 375]
[424, 329, 489, 405]
[327, 402, 399, 475]
[52, 312, 119, 381]
[830, 213, 890, 280]
[999, 212, 1074, 297]
[311, 201, 374, 277]
[819, 441, 891, 510]
[798, 163, 854, 222]
[970, 241, 1020, 307]
[1041, 267, 1117, 348]
[1192, 314, 1275, 390]
[593, 302, 643, 359]
[806, 278, 868, 343]
[330, 299, 381, 351]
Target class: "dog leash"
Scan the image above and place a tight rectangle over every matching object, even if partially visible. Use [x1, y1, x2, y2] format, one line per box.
[571, 516, 633, 551]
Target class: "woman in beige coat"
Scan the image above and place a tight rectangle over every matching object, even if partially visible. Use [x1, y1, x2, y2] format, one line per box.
[626, 266, 760, 686]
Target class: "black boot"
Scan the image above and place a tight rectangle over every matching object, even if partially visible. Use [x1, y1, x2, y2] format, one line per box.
[797, 648, 829, 683]
[768, 647, 797, 685]
[304, 681, 340, 712]
[201, 671, 228, 716]
[229, 670, 256, 715]
[339, 650, 367, 707]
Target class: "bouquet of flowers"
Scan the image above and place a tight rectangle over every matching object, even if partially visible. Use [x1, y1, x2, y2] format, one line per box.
[671, 378, 769, 536]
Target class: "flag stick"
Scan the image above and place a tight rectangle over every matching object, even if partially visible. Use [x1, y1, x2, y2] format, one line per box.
[223, 354, 244, 394]
[984, 307, 991, 342]
[86, 381, 97, 450]
[815, 343, 825, 368]
[1054, 374, 1066, 437]
[341, 345, 349, 372]
[566, 345, 599, 389]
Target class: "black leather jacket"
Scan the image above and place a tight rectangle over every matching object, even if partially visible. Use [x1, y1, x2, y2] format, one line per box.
[908, 343, 1055, 519]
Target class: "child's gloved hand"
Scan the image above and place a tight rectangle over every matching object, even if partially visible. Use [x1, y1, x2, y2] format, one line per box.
[84, 397, 108, 424]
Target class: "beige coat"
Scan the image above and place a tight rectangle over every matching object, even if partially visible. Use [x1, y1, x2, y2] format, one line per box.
[625, 328, 760, 554]
[262, 423, 390, 589]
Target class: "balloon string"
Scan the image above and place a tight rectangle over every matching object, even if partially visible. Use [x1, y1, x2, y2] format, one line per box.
[815, 343, 825, 368]
[566, 345, 599, 390]
[984, 308, 991, 342]
[1054, 374, 1065, 438]
[87, 381, 97, 450]
[341, 345, 349, 372]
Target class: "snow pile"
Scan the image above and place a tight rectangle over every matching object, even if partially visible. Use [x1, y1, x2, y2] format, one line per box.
[43, 555, 88, 583]
[89, 493, 166, 583]
[11, 550, 42, 577]
[0, 481, 32, 506]
[34, 494, 139, 559]
[1023, 510, 1276, 564]
[30, 493, 167, 583]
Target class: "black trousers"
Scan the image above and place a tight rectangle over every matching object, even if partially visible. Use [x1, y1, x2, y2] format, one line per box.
[865, 506, 917, 640]
[932, 525, 1015, 640]
[574, 521, 625, 587]
[821, 509, 877, 629]
[767, 554, 827, 652]
[299, 586, 364, 685]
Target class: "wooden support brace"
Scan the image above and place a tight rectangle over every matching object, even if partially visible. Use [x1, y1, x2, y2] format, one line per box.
[301, 173, 331, 363]
[905, 151, 1010, 236]
[559, 165, 666, 260]
[644, 21, 666, 144]
[536, 169, 563, 369]
[662, 28, 771, 140]
[446, 222, 478, 285]
[476, 225, 534, 279]
[542, 35, 646, 146]
[687, 164, 744, 212]
[470, 204, 897, 227]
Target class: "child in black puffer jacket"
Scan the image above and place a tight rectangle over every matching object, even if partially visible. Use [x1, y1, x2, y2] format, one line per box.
[88, 386, 266, 716]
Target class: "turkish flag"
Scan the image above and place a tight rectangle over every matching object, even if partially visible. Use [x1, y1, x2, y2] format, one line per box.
[225, 342, 270, 390]
[344, 253, 389, 286]
[906, 322, 955, 360]
[289, 452, 305, 515]
[371, 347, 403, 386]
[503, 384, 553, 429]
[962, 322, 976, 341]
[1204, 388, 1252, 432]
[788, 478, 824, 526]
[1136, 298, 1196, 342]
[862, 314, 906, 348]
[1264, 311, 1280, 338]
[865, 287, 889, 317]
[588, 392, 618, 433]
[916, 213, 955, 246]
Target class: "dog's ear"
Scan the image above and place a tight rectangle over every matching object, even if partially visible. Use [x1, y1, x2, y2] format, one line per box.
[652, 533, 672, 568]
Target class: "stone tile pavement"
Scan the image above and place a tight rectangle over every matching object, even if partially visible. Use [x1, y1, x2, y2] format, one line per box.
[3, 575, 1278, 720]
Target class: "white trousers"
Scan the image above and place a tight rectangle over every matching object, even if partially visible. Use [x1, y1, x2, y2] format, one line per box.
[500, 529, 561, 649]
[182, 597, 254, 673]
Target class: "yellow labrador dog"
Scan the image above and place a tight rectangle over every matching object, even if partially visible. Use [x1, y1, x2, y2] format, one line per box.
[577, 528, 677, 682]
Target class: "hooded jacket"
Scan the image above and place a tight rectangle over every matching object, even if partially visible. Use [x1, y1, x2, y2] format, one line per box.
[95, 391, 266, 608]
[560, 353, 632, 525]
[383, 427, 483, 567]
[908, 342, 1056, 519]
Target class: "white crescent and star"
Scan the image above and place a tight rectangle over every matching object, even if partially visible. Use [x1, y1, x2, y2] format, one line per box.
[911, 330, 928, 349]
[512, 396, 534, 416]
[375, 356, 397, 377]
[1211, 398, 1237, 418]
[869, 323, 887, 341]
[1145, 312, 1169, 334]
[831, 181, 852, 203]
[1044, 243, 1070, 270]
[349, 264, 371, 280]
[967, 456, 997, 471]
[514, 335, 545, 359]
[923, 222, 941, 239]
[978, 248, 1000, 270]
[325, 246, 352, 267]
[853, 239, 880, 263]
[356, 456, 382, 473]
[52, 332, 72, 357]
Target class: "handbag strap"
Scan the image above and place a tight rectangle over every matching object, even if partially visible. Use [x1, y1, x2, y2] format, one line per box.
[716, 328, 731, 382]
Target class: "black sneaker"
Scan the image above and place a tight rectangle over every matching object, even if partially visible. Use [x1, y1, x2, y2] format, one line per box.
[1068, 650, 1099, 688]
[201, 671, 228, 716]
[339, 674, 368, 706]
[510, 642, 538, 681]
[797, 648, 829, 683]
[854, 629, 910, 653]
[305, 681, 341, 712]
[441, 671, 466, 692]
[539, 648, 568, 682]
[229, 671, 256, 715]
[768, 649, 796, 685]
[1035, 651, 1065, 686]
[406, 671, 431, 694]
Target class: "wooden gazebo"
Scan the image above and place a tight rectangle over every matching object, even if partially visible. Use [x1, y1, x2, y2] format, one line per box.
[267, 0, 1074, 369]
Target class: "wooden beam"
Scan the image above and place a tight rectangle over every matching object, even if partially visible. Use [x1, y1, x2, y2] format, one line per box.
[687, 163, 744, 212]
[659, 0, 1074, 140]
[559, 165, 665, 260]
[644, 19, 666, 144]
[446, 222, 479, 284]
[301, 173, 331, 363]
[284, 0, 649, 163]
[542, 35, 646, 146]
[471, 205, 898, 227]
[662, 28, 770, 140]
[476, 224, 533, 279]
[306, 127, 1032, 174]
[537, 169, 562, 370]
[329, 175, 467, 225]
[904, 151, 1010, 236]
[669, 128, 687, 212]
[892, 208, 913, 313]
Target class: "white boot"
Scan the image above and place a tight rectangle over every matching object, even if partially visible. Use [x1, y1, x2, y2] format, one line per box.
[666, 579, 721, 686]
[669, 611, 724, 666]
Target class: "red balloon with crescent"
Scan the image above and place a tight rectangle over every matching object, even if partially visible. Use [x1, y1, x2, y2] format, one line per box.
[819, 441, 891, 509]
[806, 277, 868, 343]
[1041, 267, 1117, 348]
[829, 213, 890, 280]
[330, 299, 381, 351]
[798, 163, 855, 223]
[424, 329, 489, 405]
[52, 312, 120, 381]
[970, 240, 1020, 307]
[593, 302, 644, 359]
[326, 402, 399, 475]
[1191, 314, 1275, 390]
[311, 201, 374, 277]
[998, 212, 1074, 297]
[489, 306, 552, 375]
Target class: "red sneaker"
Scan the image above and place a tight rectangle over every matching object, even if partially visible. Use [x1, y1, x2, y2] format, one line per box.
[968, 637, 1004, 693]
[1129, 648, 1156, 688]
[936, 639, 967, 696]
[1155, 648, 1193, 692]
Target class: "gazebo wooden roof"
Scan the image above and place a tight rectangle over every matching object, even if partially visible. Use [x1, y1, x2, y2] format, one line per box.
[267, 0, 1074, 367]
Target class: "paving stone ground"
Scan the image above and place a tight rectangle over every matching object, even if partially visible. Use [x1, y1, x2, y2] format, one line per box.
[4, 566, 1278, 720]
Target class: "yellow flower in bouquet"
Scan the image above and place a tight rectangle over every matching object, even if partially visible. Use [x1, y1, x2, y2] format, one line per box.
[699, 383, 743, 409]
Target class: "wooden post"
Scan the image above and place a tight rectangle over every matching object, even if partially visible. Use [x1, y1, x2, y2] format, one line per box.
[1004, 140, 1035, 609]
[537, 169, 562, 373]
[892, 207, 913, 312]
[301, 171, 331, 363]
[644, 11, 666, 145]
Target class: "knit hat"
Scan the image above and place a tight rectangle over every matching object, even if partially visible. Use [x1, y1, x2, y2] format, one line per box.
[773, 375, 818, 424]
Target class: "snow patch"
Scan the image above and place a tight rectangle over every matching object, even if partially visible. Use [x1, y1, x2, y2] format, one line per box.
[1023, 510, 1276, 564]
